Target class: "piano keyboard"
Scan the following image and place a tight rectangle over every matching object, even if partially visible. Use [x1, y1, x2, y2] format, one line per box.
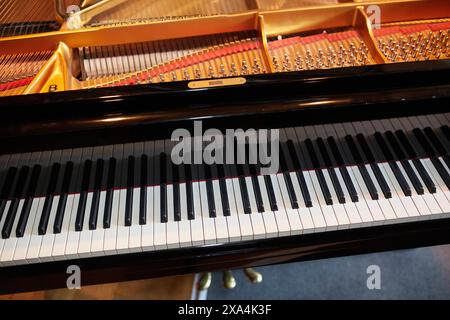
[1, 113, 449, 267]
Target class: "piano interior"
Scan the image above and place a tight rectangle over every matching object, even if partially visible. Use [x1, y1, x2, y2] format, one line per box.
[1, 0, 450, 96]
[1, 0, 450, 295]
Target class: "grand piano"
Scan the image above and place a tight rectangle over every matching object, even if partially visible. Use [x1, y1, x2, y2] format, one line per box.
[1, 0, 450, 294]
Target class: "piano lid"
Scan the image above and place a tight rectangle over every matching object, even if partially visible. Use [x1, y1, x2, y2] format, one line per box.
[0, 0, 449, 98]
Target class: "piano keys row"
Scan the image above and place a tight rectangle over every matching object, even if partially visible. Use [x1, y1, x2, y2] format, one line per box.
[0, 113, 450, 266]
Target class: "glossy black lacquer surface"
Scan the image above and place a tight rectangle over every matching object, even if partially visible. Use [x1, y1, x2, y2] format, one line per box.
[0, 60, 450, 294]
[1, 60, 450, 154]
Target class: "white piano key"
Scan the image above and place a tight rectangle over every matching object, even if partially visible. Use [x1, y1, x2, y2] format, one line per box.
[268, 174, 294, 235]
[77, 192, 94, 258]
[153, 185, 167, 249]
[273, 174, 305, 235]
[1, 152, 33, 266]
[178, 183, 192, 247]
[212, 179, 229, 242]
[198, 181, 217, 244]
[347, 166, 375, 225]
[299, 171, 327, 232]
[38, 195, 60, 262]
[381, 163, 419, 221]
[245, 176, 266, 239]
[333, 167, 363, 226]
[363, 165, 387, 224]
[322, 168, 351, 229]
[116, 189, 130, 253]
[256, 175, 278, 238]
[166, 185, 180, 249]
[128, 187, 143, 252]
[90, 190, 106, 256]
[0, 199, 24, 266]
[14, 197, 42, 264]
[52, 148, 82, 260]
[230, 178, 253, 241]
[308, 170, 339, 231]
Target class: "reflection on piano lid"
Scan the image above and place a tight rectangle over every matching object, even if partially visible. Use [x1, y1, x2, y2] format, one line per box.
[0, 0, 450, 96]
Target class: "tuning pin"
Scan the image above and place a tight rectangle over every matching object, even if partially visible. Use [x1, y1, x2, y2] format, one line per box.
[240, 60, 249, 75]
[171, 71, 178, 82]
[282, 52, 291, 71]
[208, 65, 215, 78]
[183, 69, 190, 80]
[194, 68, 201, 79]
[159, 73, 165, 82]
[230, 62, 237, 76]
[219, 64, 227, 77]
[272, 56, 280, 71]
[252, 58, 262, 74]
[294, 52, 303, 70]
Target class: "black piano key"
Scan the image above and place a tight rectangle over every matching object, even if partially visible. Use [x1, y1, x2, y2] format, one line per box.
[347, 134, 379, 200]
[103, 158, 116, 229]
[345, 135, 365, 163]
[184, 164, 194, 220]
[431, 157, 450, 190]
[327, 137, 344, 166]
[385, 131, 424, 195]
[358, 164, 379, 200]
[440, 125, 450, 142]
[370, 163, 392, 198]
[395, 130, 436, 193]
[414, 129, 450, 189]
[0, 167, 18, 221]
[375, 132, 411, 197]
[413, 158, 436, 193]
[286, 140, 312, 207]
[53, 161, 73, 234]
[374, 132, 394, 161]
[279, 149, 299, 209]
[75, 160, 92, 232]
[2, 199, 20, 239]
[38, 163, 60, 235]
[139, 155, 148, 225]
[217, 164, 230, 216]
[235, 145, 251, 214]
[89, 159, 104, 230]
[327, 137, 359, 202]
[424, 127, 450, 169]
[205, 165, 216, 218]
[263, 175, 278, 211]
[125, 156, 134, 227]
[2, 166, 30, 239]
[413, 128, 436, 157]
[239, 176, 252, 214]
[316, 138, 345, 203]
[160, 153, 168, 223]
[356, 134, 392, 198]
[390, 161, 413, 196]
[16, 164, 41, 237]
[249, 164, 264, 213]
[424, 127, 447, 156]
[305, 139, 332, 205]
[355, 134, 376, 163]
[172, 163, 181, 222]
[394, 130, 417, 158]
